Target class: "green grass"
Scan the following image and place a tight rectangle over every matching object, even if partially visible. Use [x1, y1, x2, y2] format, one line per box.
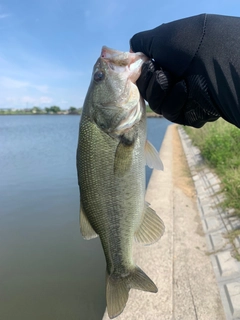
[146, 104, 153, 113]
[184, 118, 240, 217]
[225, 229, 240, 261]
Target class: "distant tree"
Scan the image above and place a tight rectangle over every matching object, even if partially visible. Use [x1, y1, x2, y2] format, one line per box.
[68, 106, 78, 114]
[45, 107, 50, 113]
[49, 106, 61, 113]
[32, 106, 42, 114]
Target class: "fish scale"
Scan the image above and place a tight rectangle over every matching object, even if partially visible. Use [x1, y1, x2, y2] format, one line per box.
[78, 112, 146, 270]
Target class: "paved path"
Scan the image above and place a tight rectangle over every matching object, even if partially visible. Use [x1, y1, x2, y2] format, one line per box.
[179, 126, 240, 320]
[103, 124, 238, 320]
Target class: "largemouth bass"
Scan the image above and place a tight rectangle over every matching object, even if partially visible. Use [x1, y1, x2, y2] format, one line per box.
[76, 46, 165, 319]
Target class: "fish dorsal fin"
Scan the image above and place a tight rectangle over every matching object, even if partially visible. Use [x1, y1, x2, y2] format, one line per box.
[80, 202, 98, 240]
[145, 140, 164, 170]
[134, 202, 165, 245]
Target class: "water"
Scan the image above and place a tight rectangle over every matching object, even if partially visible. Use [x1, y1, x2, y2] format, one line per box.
[0, 115, 169, 320]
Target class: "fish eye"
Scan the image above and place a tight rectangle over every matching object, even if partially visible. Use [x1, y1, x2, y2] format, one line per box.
[94, 70, 105, 82]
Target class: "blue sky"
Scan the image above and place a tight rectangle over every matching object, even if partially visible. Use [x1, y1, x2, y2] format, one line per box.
[1, 0, 240, 110]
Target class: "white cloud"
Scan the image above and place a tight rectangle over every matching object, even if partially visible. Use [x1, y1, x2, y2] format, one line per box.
[34, 85, 49, 93]
[21, 96, 36, 104]
[0, 76, 49, 93]
[5, 97, 18, 103]
[2, 95, 53, 108]
[84, 10, 90, 18]
[0, 13, 10, 19]
[20, 95, 53, 106]
[39, 96, 53, 104]
[0, 44, 85, 109]
[0, 77, 29, 89]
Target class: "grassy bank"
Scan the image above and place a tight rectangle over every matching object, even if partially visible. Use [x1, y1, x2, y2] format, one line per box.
[184, 119, 240, 217]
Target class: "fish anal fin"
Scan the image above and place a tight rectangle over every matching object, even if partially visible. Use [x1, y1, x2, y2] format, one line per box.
[134, 203, 165, 245]
[106, 266, 157, 319]
[145, 140, 164, 170]
[80, 203, 98, 240]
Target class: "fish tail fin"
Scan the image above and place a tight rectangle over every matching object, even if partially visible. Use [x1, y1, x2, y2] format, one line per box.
[106, 272, 129, 319]
[106, 266, 157, 319]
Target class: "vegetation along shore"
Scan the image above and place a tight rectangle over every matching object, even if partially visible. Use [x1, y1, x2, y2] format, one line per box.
[0, 106, 82, 115]
[0, 105, 162, 117]
[184, 119, 240, 219]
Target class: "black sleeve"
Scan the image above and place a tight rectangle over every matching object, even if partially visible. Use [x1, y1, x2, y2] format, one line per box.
[130, 14, 205, 77]
[131, 14, 240, 128]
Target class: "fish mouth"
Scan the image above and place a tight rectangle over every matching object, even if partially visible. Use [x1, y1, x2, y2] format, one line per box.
[92, 46, 146, 135]
[100, 46, 147, 82]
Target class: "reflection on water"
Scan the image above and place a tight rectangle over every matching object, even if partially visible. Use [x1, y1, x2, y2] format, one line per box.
[0, 115, 169, 320]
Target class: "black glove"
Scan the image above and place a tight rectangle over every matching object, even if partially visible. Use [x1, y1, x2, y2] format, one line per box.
[130, 14, 240, 128]
[136, 60, 219, 128]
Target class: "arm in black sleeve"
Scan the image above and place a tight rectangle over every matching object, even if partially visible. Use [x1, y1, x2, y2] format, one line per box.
[130, 14, 240, 128]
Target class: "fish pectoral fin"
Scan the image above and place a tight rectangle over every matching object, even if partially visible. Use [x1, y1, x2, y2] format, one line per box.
[134, 202, 165, 245]
[145, 140, 164, 170]
[106, 266, 157, 319]
[114, 133, 135, 177]
[80, 203, 98, 240]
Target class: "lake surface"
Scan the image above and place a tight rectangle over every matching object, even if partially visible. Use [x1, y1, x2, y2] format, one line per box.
[0, 115, 169, 320]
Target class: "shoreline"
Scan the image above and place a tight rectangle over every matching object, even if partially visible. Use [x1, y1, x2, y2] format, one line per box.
[0, 112, 163, 117]
[146, 112, 163, 118]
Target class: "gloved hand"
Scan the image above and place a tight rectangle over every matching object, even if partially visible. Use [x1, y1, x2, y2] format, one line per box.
[130, 14, 240, 128]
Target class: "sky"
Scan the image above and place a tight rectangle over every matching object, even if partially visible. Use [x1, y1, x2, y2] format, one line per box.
[0, 0, 240, 110]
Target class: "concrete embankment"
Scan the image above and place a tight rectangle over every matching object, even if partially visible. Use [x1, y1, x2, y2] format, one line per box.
[103, 124, 226, 320]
